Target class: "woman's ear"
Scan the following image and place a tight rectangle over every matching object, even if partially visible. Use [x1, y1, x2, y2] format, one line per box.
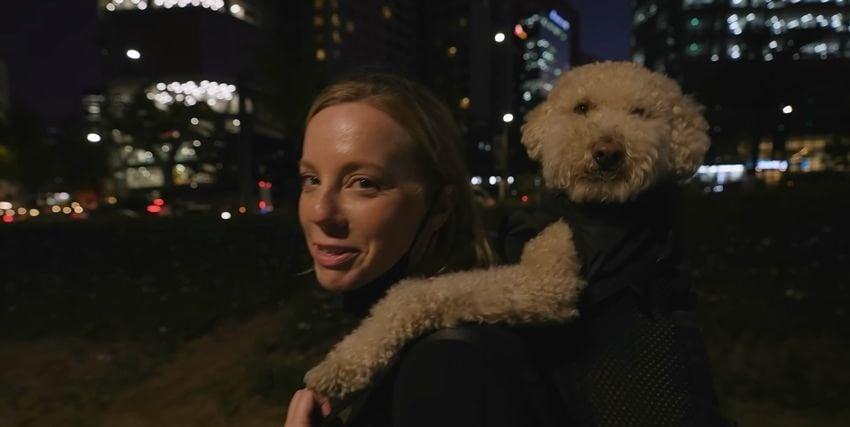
[426, 185, 456, 233]
[407, 186, 456, 275]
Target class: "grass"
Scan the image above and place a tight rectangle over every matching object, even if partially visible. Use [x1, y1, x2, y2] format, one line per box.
[1, 177, 849, 425]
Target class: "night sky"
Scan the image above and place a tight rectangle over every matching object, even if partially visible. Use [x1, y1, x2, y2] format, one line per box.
[0, 0, 632, 120]
[571, 0, 633, 61]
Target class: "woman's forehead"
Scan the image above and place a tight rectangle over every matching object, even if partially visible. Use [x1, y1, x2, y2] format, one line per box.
[302, 103, 419, 170]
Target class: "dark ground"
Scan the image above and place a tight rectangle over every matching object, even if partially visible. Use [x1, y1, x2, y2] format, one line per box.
[1, 177, 848, 426]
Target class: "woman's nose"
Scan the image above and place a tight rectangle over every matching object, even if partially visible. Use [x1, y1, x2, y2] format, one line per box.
[309, 189, 348, 237]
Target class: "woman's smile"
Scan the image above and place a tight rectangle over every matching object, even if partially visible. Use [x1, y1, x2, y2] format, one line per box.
[299, 101, 429, 292]
[311, 243, 360, 269]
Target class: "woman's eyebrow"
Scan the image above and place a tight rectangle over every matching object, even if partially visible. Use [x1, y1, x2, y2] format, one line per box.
[339, 160, 387, 175]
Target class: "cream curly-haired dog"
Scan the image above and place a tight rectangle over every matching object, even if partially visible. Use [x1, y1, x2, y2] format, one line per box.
[305, 61, 710, 400]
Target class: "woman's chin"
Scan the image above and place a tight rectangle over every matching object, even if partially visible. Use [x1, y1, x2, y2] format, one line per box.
[315, 268, 363, 293]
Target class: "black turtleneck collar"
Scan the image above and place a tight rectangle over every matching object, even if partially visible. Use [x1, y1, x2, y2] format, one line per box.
[339, 252, 410, 320]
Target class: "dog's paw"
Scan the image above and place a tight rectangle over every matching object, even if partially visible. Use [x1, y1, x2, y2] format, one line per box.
[519, 221, 580, 273]
[304, 352, 370, 399]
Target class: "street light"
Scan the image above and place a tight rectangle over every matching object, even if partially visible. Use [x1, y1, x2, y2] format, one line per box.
[126, 49, 141, 60]
[86, 133, 101, 143]
[782, 105, 793, 114]
[494, 32, 506, 43]
[502, 113, 514, 123]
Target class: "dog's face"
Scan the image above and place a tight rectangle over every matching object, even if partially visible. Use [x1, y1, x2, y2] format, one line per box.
[522, 61, 710, 203]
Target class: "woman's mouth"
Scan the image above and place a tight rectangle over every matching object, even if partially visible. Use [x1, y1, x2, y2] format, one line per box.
[312, 244, 359, 268]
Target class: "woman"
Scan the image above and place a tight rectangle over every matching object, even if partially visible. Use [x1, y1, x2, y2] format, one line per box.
[286, 74, 548, 427]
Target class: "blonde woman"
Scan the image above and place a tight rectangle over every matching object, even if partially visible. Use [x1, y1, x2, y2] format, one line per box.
[284, 74, 552, 427]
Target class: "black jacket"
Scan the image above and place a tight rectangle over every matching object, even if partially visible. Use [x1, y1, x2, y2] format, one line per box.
[322, 259, 561, 427]
[323, 185, 732, 426]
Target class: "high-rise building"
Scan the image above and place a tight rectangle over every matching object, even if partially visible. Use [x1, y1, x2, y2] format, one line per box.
[417, 1, 580, 183]
[633, 0, 850, 174]
[96, 0, 283, 210]
[0, 61, 8, 125]
[311, 0, 418, 74]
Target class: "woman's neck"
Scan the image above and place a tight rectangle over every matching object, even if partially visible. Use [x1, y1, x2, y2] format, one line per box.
[341, 254, 409, 319]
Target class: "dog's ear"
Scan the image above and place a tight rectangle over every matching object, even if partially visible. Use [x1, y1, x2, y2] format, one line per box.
[521, 103, 552, 161]
[670, 95, 710, 179]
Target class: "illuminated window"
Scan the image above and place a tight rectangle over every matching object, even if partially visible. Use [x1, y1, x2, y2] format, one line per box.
[682, 0, 715, 8]
[727, 43, 742, 59]
[382, 5, 392, 20]
[459, 97, 470, 109]
[316, 48, 327, 61]
[126, 166, 165, 189]
[447, 46, 458, 57]
[146, 80, 238, 113]
[101, 0, 259, 24]
[331, 13, 340, 26]
[687, 42, 704, 56]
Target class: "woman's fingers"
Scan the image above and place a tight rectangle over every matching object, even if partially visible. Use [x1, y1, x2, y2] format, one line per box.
[284, 389, 333, 426]
[314, 392, 332, 417]
[284, 389, 316, 427]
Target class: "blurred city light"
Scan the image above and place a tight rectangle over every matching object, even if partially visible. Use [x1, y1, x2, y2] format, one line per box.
[756, 160, 790, 171]
[126, 49, 141, 60]
[494, 32, 506, 43]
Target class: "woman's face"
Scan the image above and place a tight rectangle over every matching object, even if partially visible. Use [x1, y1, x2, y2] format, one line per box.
[299, 102, 429, 293]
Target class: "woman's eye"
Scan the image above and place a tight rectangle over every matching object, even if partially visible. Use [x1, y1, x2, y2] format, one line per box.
[300, 175, 319, 188]
[353, 177, 379, 190]
[573, 101, 592, 115]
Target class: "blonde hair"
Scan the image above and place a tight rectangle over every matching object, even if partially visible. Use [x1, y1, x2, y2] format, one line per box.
[305, 73, 495, 274]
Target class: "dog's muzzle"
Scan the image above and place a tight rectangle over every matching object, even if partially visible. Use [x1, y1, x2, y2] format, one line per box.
[592, 138, 624, 171]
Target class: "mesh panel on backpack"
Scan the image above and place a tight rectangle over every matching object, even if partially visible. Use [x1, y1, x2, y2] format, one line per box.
[580, 312, 693, 427]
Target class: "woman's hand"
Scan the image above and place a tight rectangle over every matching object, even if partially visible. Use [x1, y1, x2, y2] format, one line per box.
[284, 388, 332, 427]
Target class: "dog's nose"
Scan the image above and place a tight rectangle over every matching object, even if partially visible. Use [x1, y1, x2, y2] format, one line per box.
[592, 140, 624, 170]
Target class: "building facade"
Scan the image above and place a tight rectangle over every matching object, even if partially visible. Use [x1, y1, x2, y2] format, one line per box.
[633, 0, 850, 176]
[96, 0, 282, 212]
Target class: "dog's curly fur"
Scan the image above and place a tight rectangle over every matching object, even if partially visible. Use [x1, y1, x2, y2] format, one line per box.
[523, 61, 709, 203]
[305, 221, 584, 398]
[304, 61, 710, 399]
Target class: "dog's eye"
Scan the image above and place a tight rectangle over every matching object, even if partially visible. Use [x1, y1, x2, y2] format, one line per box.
[573, 102, 591, 115]
[630, 107, 651, 118]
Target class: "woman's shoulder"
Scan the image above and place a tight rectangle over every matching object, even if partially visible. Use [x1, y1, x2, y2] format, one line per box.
[388, 324, 538, 426]
[406, 324, 528, 359]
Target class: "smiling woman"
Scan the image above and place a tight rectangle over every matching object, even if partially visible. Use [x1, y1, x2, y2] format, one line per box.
[286, 73, 500, 427]
[298, 102, 430, 292]
[297, 74, 494, 295]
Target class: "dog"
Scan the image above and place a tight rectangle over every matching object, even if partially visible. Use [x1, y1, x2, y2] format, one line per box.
[304, 62, 720, 424]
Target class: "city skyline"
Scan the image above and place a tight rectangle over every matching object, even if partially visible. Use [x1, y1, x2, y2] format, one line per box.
[0, 0, 633, 120]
